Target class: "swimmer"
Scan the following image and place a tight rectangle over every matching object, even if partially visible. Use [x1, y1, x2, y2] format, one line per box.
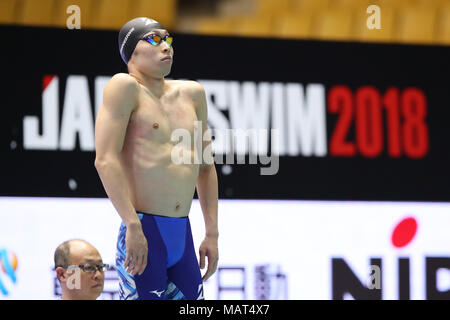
[94, 17, 219, 300]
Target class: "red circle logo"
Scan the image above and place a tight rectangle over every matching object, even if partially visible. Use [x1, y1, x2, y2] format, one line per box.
[391, 217, 418, 248]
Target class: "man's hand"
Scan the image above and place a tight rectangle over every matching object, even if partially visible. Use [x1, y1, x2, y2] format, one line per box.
[199, 235, 219, 281]
[124, 223, 148, 276]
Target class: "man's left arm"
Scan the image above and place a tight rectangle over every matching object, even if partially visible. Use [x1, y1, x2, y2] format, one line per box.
[190, 81, 219, 281]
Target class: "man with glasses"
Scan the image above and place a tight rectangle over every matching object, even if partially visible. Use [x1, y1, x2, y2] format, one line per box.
[54, 239, 107, 300]
[95, 17, 219, 300]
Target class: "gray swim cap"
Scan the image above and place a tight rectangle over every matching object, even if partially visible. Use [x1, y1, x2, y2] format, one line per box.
[118, 17, 165, 65]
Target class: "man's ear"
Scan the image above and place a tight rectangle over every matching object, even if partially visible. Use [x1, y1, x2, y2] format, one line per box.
[56, 267, 67, 283]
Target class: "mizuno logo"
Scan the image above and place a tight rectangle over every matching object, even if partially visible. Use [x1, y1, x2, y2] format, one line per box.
[150, 289, 165, 298]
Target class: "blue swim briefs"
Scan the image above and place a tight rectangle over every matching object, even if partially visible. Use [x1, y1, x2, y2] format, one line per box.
[116, 211, 204, 300]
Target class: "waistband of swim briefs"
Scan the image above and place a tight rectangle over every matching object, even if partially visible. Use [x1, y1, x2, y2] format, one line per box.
[136, 210, 188, 219]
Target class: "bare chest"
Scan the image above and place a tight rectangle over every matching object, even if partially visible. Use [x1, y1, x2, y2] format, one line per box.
[128, 89, 198, 142]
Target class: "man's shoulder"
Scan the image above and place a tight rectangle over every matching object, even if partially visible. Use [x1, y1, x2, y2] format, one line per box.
[170, 80, 204, 93]
[104, 73, 140, 98]
[101, 73, 140, 112]
[170, 80, 205, 99]
[109, 73, 140, 88]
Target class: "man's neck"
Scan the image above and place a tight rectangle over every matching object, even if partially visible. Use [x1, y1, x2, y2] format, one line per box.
[129, 71, 166, 98]
[61, 292, 95, 300]
[61, 292, 72, 300]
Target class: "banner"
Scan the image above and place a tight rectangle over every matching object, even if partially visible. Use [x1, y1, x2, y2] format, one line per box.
[0, 197, 448, 300]
[1, 26, 450, 200]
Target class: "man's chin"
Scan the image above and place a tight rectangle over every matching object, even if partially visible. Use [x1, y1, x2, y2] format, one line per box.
[91, 285, 104, 295]
[162, 65, 172, 77]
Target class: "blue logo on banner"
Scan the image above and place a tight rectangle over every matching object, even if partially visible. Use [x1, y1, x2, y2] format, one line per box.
[0, 248, 18, 296]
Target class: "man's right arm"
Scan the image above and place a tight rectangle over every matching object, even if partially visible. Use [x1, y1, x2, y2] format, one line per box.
[94, 73, 139, 227]
[94, 73, 147, 275]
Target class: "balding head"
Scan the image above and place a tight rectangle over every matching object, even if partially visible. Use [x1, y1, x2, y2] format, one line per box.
[54, 239, 98, 268]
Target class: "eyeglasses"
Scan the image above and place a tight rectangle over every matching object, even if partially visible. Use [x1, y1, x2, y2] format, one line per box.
[57, 264, 109, 273]
[142, 34, 173, 47]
